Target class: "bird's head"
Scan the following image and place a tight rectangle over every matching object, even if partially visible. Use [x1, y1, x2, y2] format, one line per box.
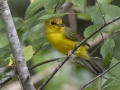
[45, 17, 64, 33]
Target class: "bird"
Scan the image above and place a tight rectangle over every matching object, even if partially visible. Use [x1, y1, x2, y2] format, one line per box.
[44, 17, 102, 75]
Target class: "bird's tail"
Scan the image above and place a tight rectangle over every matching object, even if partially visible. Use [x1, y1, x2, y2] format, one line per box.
[75, 57, 103, 75]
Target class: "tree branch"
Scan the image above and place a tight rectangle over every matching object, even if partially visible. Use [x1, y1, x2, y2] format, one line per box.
[37, 57, 69, 90]
[95, 0, 106, 23]
[0, 0, 35, 90]
[79, 60, 120, 90]
[29, 57, 64, 70]
[0, 70, 14, 89]
[60, 2, 73, 13]
[0, 56, 65, 87]
[73, 16, 120, 54]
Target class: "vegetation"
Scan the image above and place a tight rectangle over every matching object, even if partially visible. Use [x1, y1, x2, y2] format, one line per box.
[1, 0, 120, 90]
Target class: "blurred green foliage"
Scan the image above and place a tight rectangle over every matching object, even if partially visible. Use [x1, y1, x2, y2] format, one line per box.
[1, 0, 120, 90]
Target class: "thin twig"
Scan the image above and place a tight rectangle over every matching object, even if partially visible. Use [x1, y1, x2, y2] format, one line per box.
[29, 57, 64, 70]
[96, 0, 106, 41]
[99, 76, 103, 90]
[102, 76, 108, 79]
[60, 2, 73, 13]
[0, 57, 64, 87]
[79, 60, 120, 90]
[100, 32, 104, 40]
[33, 46, 42, 55]
[37, 57, 69, 90]
[27, 27, 35, 40]
[91, 30, 120, 55]
[112, 31, 120, 37]
[75, 59, 84, 66]
[68, 9, 77, 31]
[70, 16, 120, 56]
[90, 42, 103, 55]
[54, 0, 61, 14]
[20, 18, 35, 40]
[0, 70, 14, 89]
[95, 0, 106, 23]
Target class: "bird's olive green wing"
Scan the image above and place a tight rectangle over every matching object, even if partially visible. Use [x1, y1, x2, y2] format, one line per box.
[64, 26, 90, 47]
[64, 26, 83, 41]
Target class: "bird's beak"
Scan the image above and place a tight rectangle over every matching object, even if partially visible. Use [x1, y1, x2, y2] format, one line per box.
[57, 24, 64, 27]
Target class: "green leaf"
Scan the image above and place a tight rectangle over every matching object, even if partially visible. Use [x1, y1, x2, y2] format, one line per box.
[39, 13, 74, 20]
[103, 50, 112, 66]
[100, 38, 115, 57]
[90, 8, 104, 24]
[13, 17, 21, 22]
[15, 22, 24, 30]
[0, 20, 3, 30]
[0, 58, 9, 68]
[102, 5, 120, 18]
[32, 36, 47, 49]
[69, 0, 86, 10]
[84, 24, 100, 41]
[44, 0, 59, 12]
[113, 25, 120, 33]
[12, 17, 23, 30]
[23, 45, 33, 61]
[56, 0, 66, 10]
[109, 57, 120, 77]
[21, 31, 29, 42]
[97, 0, 113, 4]
[100, 38, 115, 65]
[25, 0, 47, 19]
[77, 13, 91, 20]
[102, 77, 116, 88]
[84, 87, 97, 90]
[0, 73, 5, 79]
[103, 78, 120, 90]
[0, 48, 11, 60]
[12, 75, 18, 81]
[41, 42, 52, 50]
[22, 10, 45, 29]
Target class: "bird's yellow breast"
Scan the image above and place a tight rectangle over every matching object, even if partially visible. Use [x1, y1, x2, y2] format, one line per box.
[45, 29, 75, 55]
[45, 28, 90, 60]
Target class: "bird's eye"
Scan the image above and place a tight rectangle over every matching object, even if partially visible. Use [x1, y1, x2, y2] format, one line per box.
[51, 21, 56, 25]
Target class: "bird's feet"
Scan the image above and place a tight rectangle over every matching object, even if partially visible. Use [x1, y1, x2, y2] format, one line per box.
[68, 50, 76, 58]
[68, 50, 72, 56]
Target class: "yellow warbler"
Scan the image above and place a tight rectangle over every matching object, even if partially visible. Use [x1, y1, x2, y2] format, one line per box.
[44, 17, 102, 74]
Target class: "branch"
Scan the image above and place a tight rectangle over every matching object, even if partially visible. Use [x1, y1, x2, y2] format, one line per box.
[95, 0, 106, 23]
[68, 9, 77, 31]
[0, 70, 14, 89]
[79, 60, 120, 90]
[37, 57, 69, 90]
[0, 0, 35, 90]
[54, 0, 61, 14]
[0, 56, 65, 87]
[91, 30, 120, 55]
[60, 2, 73, 13]
[74, 15, 120, 52]
[29, 57, 64, 70]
